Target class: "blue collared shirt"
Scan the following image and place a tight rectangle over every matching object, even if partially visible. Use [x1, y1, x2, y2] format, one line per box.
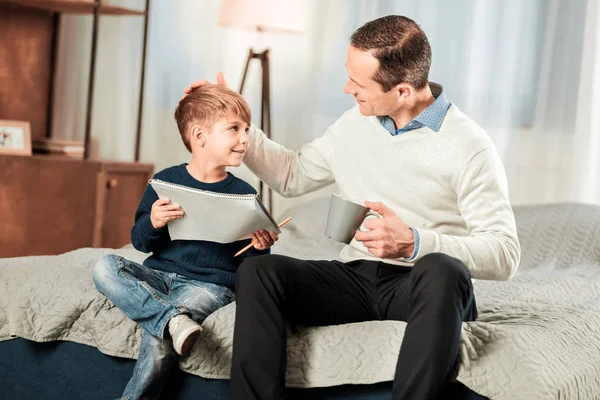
[378, 83, 451, 135]
[378, 83, 451, 261]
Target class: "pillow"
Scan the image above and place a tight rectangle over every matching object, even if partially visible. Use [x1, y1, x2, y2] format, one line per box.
[513, 203, 600, 269]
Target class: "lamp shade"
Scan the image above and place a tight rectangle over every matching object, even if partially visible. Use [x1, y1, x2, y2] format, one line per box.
[218, 0, 307, 34]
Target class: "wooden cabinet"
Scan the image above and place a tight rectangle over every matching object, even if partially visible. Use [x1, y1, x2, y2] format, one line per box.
[0, 1, 153, 257]
[0, 155, 153, 257]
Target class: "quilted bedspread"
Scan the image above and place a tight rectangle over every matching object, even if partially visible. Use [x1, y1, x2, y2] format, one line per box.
[1, 199, 600, 400]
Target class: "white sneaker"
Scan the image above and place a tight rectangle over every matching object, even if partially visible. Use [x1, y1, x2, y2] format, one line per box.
[168, 314, 203, 355]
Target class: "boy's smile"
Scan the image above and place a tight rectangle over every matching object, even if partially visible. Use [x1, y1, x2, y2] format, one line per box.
[193, 112, 250, 169]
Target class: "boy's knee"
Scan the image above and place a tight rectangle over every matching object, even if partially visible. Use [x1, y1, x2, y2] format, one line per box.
[92, 254, 120, 290]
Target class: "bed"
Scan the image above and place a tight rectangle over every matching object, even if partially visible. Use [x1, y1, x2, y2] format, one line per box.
[1, 197, 600, 400]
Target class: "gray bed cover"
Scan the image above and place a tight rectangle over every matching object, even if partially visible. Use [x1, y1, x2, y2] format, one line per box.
[1, 199, 600, 399]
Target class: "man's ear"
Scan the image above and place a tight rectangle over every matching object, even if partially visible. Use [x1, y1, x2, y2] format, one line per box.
[190, 125, 205, 146]
[395, 83, 413, 100]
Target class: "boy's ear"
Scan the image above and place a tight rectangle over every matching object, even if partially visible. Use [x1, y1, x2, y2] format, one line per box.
[190, 125, 205, 146]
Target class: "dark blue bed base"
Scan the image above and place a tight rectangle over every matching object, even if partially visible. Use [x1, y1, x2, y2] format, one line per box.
[0, 339, 486, 400]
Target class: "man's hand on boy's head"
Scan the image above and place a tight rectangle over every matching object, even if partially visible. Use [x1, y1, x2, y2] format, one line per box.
[150, 198, 184, 229]
[251, 229, 279, 251]
[182, 72, 229, 100]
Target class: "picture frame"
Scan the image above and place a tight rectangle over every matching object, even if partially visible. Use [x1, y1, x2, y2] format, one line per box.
[0, 120, 32, 156]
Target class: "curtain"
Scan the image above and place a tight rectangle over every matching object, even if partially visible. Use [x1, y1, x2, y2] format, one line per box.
[52, 0, 598, 216]
[573, 0, 600, 205]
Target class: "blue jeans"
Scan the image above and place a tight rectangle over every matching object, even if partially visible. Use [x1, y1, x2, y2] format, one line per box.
[93, 254, 234, 400]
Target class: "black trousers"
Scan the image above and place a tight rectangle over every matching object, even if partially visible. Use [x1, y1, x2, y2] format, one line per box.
[229, 253, 478, 400]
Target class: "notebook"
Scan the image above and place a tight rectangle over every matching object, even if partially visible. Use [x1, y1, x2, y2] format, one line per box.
[149, 179, 281, 243]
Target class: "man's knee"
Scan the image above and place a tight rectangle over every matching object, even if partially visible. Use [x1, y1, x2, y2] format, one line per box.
[236, 254, 290, 291]
[412, 252, 471, 289]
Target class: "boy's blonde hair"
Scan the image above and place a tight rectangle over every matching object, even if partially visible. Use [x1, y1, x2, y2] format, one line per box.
[174, 84, 251, 152]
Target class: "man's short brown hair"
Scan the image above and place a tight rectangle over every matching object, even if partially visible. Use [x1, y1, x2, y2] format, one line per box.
[350, 15, 431, 92]
[174, 84, 251, 152]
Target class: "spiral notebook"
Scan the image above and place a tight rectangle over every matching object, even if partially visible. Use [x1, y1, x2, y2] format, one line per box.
[149, 179, 280, 243]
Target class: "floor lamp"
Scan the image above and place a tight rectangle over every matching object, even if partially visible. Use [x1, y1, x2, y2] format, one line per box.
[239, 47, 272, 213]
[218, 0, 306, 214]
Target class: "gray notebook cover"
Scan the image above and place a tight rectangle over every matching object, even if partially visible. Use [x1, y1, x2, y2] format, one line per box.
[149, 179, 280, 243]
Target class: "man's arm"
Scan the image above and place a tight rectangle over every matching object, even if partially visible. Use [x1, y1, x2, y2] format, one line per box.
[243, 125, 336, 198]
[356, 146, 520, 281]
[412, 146, 521, 280]
[183, 75, 336, 198]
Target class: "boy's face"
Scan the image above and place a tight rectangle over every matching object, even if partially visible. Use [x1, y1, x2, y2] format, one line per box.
[200, 113, 250, 168]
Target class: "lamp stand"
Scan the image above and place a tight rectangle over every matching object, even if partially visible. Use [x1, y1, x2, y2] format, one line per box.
[239, 48, 273, 214]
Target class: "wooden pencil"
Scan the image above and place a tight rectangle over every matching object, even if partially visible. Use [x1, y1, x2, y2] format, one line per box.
[234, 217, 292, 257]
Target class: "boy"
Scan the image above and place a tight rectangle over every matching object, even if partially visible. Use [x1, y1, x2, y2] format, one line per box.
[93, 84, 278, 400]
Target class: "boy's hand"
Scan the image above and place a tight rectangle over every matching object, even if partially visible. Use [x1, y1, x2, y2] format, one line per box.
[251, 229, 279, 251]
[150, 198, 184, 229]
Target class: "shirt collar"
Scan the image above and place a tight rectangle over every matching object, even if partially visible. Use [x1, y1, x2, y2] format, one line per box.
[378, 82, 451, 134]
[413, 83, 449, 132]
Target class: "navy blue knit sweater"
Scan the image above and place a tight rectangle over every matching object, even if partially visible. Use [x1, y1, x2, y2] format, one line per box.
[131, 163, 269, 289]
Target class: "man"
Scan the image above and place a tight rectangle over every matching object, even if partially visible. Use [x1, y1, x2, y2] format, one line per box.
[185, 15, 520, 400]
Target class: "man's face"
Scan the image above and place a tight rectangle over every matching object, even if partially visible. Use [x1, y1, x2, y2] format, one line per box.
[343, 46, 399, 117]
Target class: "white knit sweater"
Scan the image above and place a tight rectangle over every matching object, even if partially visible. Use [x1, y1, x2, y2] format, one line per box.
[244, 105, 521, 280]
